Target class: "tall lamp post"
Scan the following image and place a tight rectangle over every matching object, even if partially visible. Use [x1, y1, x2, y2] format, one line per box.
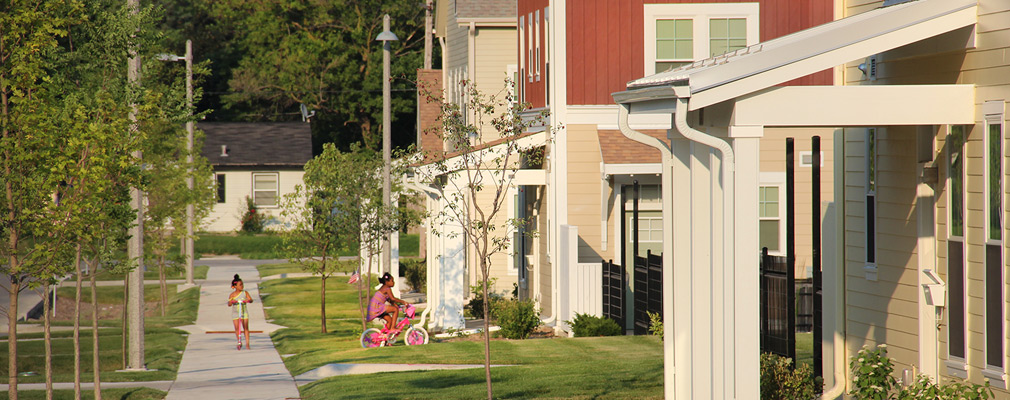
[376, 15, 398, 275]
[156, 40, 196, 287]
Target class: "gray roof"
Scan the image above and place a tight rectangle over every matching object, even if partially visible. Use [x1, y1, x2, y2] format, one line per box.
[200, 122, 312, 167]
[456, 0, 515, 19]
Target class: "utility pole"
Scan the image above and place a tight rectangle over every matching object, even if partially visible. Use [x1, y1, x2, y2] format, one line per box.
[424, 0, 433, 69]
[377, 14, 398, 275]
[184, 40, 195, 286]
[125, 0, 147, 372]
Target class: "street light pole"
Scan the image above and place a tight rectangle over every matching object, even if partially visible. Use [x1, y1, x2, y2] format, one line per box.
[184, 40, 195, 286]
[156, 41, 196, 287]
[377, 14, 398, 275]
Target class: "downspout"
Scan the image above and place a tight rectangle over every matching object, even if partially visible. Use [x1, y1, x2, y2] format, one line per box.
[819, 129, 847, 400]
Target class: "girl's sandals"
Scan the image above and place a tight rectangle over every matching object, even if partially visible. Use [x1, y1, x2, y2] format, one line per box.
[237, 340, 242, 350]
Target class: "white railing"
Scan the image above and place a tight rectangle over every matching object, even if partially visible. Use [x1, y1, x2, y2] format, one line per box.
[558, 225, 603, 331]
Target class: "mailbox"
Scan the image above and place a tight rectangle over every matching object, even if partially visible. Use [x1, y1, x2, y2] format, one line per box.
[921, 269, 946, 307]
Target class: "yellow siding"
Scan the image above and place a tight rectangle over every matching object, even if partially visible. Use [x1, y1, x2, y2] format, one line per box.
[759, 128, 836, 278]
[843, 0, 1010, 392]
[566, 124, 611, 262]
[474, 27, 518, 143]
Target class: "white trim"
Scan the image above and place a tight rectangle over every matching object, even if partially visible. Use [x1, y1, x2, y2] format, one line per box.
[798, 151, 824, 167]
[535, 9, 541, 81]
[519, 15, 525, 90]
[456, 17, 517, 26]
[947, 124, 967, 362]
[643, 3, 760, 76]
[603, 163, 663, 177]
[981, 368, 1008, 390]
[945, 359, 968, 379]
[983, 103, 1005, 372]
[758, 172, 786, 256]
[567, 105, 672, 129]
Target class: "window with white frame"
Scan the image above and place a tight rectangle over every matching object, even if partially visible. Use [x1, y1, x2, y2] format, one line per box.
[252, 172, 279, 207]
[535, 9, 541, 80]
[984, 104, 1004, 372]
[544, 7, 550, 106]
[866, 128, 877, 265]
[519, 15, 525, 92]
[948, 124, 967, 361]
[527, 13, 533, 82]
[759, 186, 782, 254]
[644, 3, 759, 75]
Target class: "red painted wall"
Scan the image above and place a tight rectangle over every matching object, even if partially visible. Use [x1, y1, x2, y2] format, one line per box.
[518, 0, 551, 109]
[520, 0, 834, 107]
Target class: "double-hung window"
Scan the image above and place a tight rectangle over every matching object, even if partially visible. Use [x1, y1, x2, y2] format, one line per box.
[644, 3, 759, 75]
[866, 128, 877, 267]
[758, 172, 786, 255]
[948, 125, 967, 363]
[984, 102, 1005, 378]
[216, 174, 226, 203]
[252, 172, 279, 207]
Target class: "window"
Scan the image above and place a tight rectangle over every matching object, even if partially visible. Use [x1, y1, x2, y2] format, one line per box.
[709, 18, 747, 57]
[216, 174, 226, 203]
[866, 128, 876, 264]
[948, 125, 966, 361]
[985, 108, 1004, 371]
[252, 173, 279, 207]
[535, 9, 541, 80]
[759, 186, 781, 253]
[655, 19, 693, 73]
[527, 13, 533, 82]
[644, 3, 759, 75]
[519, 15, 525, 92]
[544, 7, 550, 106]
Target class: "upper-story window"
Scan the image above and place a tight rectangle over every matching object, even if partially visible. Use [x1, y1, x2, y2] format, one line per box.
[644, 3, 759, 75]
[535, 9, 541, 80]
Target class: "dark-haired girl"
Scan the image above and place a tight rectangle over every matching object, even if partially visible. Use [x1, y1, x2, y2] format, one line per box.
[228, 274, 253, 350]
[367, 272, 408, 332]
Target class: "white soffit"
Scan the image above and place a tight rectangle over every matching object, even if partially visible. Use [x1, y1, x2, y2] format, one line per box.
[732, 85, 976, 126]
[617, 0, 978, 110]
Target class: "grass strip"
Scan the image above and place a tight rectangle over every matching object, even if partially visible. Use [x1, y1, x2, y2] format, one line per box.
[1, 387, 166, 400]
[260, 275, 664, 399]
[0, 286, 199, 383]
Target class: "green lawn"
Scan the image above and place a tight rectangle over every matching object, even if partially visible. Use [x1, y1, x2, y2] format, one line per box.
[196, 233, 419, 260]
[2, 387, 166, 400]
[56, 284, 179, 305]
[261, 275, 664, 399]
[88, 265, 209, 282]
[0, 286, 199, 384]
[796, 331, 813, 367]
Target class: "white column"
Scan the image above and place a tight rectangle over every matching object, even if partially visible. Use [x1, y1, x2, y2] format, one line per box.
[917, 163, 939, 378]
[732, 135, 761, 400]
[670, 137, 694, 399]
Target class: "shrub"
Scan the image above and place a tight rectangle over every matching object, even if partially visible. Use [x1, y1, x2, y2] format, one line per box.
[760, 353, 821, 400]
[647, 311, 663, 339]
[240, 196, 265, 234]
[849, 344, 992, 400]
[401, 258, 426, 292]
[466, 278, 502, 319]
[494, 298, 541, 339]
[567, 313, 622, 337]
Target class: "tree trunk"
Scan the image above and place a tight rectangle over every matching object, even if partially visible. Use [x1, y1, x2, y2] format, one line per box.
[320, 275, 328, 334]
[158, 252, 167, 317]
[73, 244, 82, 399]
[8, 277, 19, 400]
[481, 260, 493, 400]
[90, 257, 101, 400]
[357, 269, 366, 331]
[121, 273, 128, 369]
[43, 283, 52, 400]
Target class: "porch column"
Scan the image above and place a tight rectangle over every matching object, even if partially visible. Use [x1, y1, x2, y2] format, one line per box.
[730, 129, 761, 399]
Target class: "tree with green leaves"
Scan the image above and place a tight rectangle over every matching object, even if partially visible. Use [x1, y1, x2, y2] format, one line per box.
[415, 79, 549, 400]
[207, 0, 427, 150]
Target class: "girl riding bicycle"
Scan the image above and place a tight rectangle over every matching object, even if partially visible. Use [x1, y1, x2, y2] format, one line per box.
[367, 272, 408, 333]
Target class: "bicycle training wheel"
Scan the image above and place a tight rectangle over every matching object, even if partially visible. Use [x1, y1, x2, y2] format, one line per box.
[405, 326, 429, 346]
[360, 328, 385, 348]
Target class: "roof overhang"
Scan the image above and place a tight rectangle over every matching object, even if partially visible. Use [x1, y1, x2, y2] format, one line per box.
[412, 130, 548, 179]
[612, 0, 978, 111]
[457, 17, 517, 27]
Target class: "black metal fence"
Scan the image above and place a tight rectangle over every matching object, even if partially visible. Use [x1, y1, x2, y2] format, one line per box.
[633, 251, 663, 335]
[760, 249, 795, 361]
[602, 259, 625, 327]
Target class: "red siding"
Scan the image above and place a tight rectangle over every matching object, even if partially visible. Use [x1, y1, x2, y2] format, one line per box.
[557, 0, 834, 106]
[519, 0, 550, 109]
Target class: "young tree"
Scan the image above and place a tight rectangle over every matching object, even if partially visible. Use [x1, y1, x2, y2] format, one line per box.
[416, 79, 549, 399]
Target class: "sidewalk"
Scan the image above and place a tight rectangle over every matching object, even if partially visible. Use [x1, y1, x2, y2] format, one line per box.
[166, 264, 299, 400]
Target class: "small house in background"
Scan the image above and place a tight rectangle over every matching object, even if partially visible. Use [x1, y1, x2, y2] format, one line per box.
[200, 122, 312, 232]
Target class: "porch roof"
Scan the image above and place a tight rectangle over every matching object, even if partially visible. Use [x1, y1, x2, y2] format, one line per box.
[612, 0, 978, 110]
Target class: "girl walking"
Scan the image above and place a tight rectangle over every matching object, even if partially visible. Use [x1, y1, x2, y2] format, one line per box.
[228, 274, 253, 350]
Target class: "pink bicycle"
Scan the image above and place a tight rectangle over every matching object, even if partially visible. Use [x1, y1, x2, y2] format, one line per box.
[360, 304, 429, 348]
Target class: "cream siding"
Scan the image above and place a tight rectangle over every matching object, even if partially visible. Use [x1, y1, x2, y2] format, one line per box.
[204, 169, 303, 232]
[474, 27, 519, 144]
[842, 0, 1010, 392]
[566, 124, 611, 262]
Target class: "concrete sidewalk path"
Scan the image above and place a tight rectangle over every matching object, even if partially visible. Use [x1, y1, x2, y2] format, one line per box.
[166, 264, 299, 400]
[294, 363, 512, 386]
